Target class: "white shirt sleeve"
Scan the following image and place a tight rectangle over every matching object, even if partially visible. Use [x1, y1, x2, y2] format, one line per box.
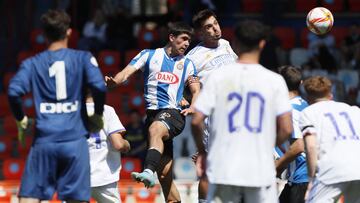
[104, 106, 126, 136]
[129, 49, 149, 71]
[194, 73, 217, 116]
[299, 110, 317, 136]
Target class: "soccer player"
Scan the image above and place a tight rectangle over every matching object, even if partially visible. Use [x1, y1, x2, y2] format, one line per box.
[86, 93, 130, 203]
[275, 66, 309, 203]
[105, 22, 200, 202]
[185, 9, 238, 202]
[300, 76, 360, 203]
[191, 20, 293, 203]
[7, 10, 106, 203]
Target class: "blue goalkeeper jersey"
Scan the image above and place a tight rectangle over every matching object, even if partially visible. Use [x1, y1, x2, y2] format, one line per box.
[8, 48, 106, 143]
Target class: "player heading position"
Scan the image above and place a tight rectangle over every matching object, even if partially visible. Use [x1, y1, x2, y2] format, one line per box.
[300, 76, 360, 203]
[8, 10, 106, 203]
[191, 20, 293, 203]
[105, 22, 200, 202]
[275, 66, 309, 203]
[186, 9, 238, 202]
[86, 92, 130, 203]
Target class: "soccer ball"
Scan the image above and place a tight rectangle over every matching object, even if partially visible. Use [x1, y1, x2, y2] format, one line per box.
[306, 7, 334, 35]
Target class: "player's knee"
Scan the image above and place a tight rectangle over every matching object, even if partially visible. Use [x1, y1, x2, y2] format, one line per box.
[148, 122, 168, 139]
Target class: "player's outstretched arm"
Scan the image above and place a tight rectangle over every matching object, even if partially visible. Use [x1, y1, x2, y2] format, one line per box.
[276, 111, 293, 146]
[109, 131, 130, 153]
[105, 65, 137, 89]
[275, 138, 305, 176]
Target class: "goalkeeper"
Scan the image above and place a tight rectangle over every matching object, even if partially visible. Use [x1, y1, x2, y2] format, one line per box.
[7, 9, 106, 203]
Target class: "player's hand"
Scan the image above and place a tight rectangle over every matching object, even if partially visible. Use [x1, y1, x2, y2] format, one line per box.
[105, 76, 118, 89]
[179, 98, 190, 109]
[180, 106, 195, 116]
[196, 152, 206, 177]
[16, 116, 29, 147]
[88, 114, 104, 133]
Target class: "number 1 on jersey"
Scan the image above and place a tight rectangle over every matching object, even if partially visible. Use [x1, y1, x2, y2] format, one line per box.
[49, 61, 67, 100]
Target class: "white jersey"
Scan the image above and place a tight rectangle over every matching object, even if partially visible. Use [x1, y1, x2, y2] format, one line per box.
[186, 39, 237, 84]
[299, 101, 360, 185]
[87, 103, 126, 187]
[130, 48, 197, 110]
[195, 63, 291, 187]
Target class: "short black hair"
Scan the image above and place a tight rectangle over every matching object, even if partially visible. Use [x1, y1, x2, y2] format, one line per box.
[278, 65, 302, 91]
[234, 20, 270, 53]
[40, 10, 71, 42]
[168, 22, 194, 37]
[192, 9, 217, 29]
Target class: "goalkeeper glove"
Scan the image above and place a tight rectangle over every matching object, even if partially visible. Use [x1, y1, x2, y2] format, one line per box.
[88, 113, 104, 133]
[16, 116, 28, 147]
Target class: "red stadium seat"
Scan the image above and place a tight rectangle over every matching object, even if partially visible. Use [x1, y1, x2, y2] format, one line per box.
[68, 29, 79, 49]
[242, 0, 263, 12]
[330, 27, 349, 48]
[3, 116, 17, 136]
[30, 29, 46, 52]
[273, 27, 296, 50]
[348, 0, 360, 12]
[128, 93, 145, 113]
[221, 27, 235, 42]
[16, 50, 35, 66]
[295, 0, 317, 12]
[2, 72, 16, 92]
[97, 50, 121, 75]
[0, 93, 12, 117]
[134, 185, 156, 203]
[300, 27, 310, 48]
[0, 137, 15, 159]
[106, 92, 126, 114]
[2, 159, 25, 180]
[137, 27, 159, 49]
[320, 0, 343, 12]
[120, 157, 142, 180]
[124, 49, 141, 65]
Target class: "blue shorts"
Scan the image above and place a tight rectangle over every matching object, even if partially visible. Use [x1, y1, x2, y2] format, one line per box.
[19, 137, 90, 201]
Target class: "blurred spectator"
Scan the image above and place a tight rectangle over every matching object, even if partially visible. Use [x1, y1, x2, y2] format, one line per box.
[105, 8, 135, 51]
[77, 9, 107, 52]
[341, 24, 360, 69]
[307, 32, 338, 73]
[124, 109, 147, 168]
[260, 27, 281, 71]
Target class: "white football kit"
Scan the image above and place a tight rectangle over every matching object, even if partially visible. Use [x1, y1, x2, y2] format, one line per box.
[87, 103, 126, 203]
[186, 39, 237, 149]
[195, 63, 291, 202]
[299, 101, 360, 203]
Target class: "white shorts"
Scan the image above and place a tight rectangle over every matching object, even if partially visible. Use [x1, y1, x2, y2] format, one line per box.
[306, 179, 360, 203]
[207, 183, 278, 203]
[91, 182, 121, 203]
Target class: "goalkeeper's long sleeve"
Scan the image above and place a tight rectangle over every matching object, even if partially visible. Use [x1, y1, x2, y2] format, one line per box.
[91, 87, 106, 115]
[8, 95, 25, 121]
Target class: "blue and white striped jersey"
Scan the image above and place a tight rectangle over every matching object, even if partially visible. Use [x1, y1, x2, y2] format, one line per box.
[275, 96, 309, 183]
[129, 48, 197, 110]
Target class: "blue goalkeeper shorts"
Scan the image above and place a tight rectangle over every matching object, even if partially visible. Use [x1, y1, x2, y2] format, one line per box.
[19, 137, 90, 201]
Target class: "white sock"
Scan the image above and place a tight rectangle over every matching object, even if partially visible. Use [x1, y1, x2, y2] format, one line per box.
[199, 199, 207, 203]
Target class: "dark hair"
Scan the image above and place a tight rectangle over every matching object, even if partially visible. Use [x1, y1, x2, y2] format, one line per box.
[303, 76, 332, 100]
[278, 65, 302, 91]
[40, 10, 71, 42]
[234, 20, 270, 53]
[192, 9, 217, 29]
[168, 22, 194, 37]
